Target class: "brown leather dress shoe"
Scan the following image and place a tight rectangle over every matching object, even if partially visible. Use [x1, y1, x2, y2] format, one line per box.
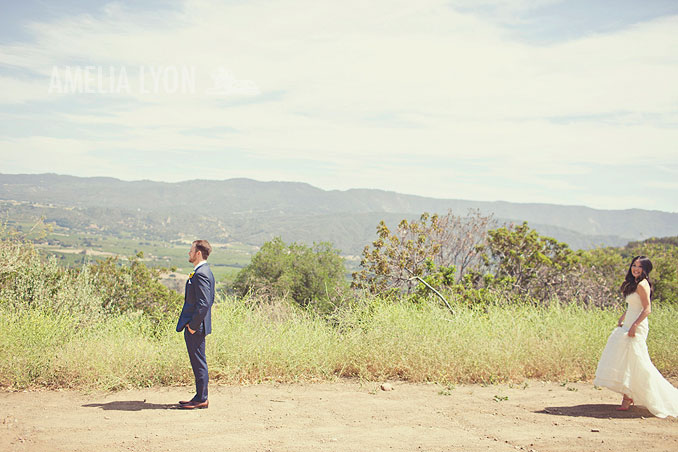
[179, 400, 208, 409]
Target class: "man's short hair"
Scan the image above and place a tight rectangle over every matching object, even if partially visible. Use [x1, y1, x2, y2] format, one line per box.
[193, 240, 212, 259]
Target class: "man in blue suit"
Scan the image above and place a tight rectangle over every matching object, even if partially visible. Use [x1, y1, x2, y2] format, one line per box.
[176, 239, 215, 409]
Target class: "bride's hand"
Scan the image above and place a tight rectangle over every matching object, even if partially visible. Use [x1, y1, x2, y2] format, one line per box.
[627, 324, 637, 337]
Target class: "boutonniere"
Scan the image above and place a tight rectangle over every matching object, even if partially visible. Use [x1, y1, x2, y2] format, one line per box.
[189, 271, 195, 279]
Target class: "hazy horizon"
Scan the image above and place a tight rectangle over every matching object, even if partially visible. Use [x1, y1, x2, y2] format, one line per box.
[3, 171, 678, 214]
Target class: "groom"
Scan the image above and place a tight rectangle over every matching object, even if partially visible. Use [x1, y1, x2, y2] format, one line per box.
[176, 239, 215, 409]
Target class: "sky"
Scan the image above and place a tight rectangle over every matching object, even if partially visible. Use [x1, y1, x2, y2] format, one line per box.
[0, 0, 677, 212]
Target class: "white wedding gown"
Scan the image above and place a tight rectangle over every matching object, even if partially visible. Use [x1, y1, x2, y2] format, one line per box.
[594, 292, 678, 418]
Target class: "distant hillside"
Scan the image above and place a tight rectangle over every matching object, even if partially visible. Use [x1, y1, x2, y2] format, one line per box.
[2, 173, 677, 253]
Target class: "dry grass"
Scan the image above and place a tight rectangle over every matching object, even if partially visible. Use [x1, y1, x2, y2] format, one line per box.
[2, 295, 677, 390]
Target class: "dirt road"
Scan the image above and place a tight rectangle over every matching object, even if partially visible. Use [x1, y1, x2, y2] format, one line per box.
[2, 381, 677, 452]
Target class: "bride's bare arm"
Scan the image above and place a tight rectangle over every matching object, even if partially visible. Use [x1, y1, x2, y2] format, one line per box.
[627, 280, 651, 337]
[617, 311, 626, 327]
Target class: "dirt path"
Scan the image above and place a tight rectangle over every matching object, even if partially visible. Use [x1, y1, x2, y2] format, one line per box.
[2, 381, 677, 452]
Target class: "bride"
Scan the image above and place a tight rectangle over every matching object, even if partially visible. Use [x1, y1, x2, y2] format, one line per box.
[594, 256, 678, 417]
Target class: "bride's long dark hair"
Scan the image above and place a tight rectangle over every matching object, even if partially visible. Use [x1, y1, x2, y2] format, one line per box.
[621, 255, 654, 298]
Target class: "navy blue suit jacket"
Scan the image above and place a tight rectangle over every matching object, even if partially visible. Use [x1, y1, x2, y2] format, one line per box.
[176, 263, 215, 334]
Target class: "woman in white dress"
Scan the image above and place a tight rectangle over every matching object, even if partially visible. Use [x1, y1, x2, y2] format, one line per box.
[594, 256, 678, 417]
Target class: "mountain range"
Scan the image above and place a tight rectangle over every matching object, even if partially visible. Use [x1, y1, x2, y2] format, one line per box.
[2, 173, 677, 254]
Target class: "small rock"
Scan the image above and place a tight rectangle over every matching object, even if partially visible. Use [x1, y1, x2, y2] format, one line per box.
[591, 429, 600, 432]
[380, 383, 393, 391]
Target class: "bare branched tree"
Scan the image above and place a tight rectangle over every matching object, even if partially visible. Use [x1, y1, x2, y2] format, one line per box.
[352, 209, 495, 294]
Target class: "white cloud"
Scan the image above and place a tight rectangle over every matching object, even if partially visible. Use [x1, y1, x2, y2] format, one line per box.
[0, 136, 102, 173]
[0, 0, 676, 211]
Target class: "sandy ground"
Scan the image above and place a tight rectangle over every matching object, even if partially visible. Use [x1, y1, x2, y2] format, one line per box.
[2, 381, 677, 452]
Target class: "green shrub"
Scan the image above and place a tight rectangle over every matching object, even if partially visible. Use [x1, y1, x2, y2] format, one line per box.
[89, 253, 183, 324]
[233, 237, 348, 313]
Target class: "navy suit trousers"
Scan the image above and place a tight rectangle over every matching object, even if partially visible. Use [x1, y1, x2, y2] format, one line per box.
[184, 327, 208, 402]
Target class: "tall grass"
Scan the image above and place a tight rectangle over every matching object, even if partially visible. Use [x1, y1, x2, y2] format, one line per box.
[3, 228, 677, 390]
[2, 296, 677, 390]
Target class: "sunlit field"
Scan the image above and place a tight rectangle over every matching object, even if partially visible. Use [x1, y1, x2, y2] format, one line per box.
[2, 294, 676, 390]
